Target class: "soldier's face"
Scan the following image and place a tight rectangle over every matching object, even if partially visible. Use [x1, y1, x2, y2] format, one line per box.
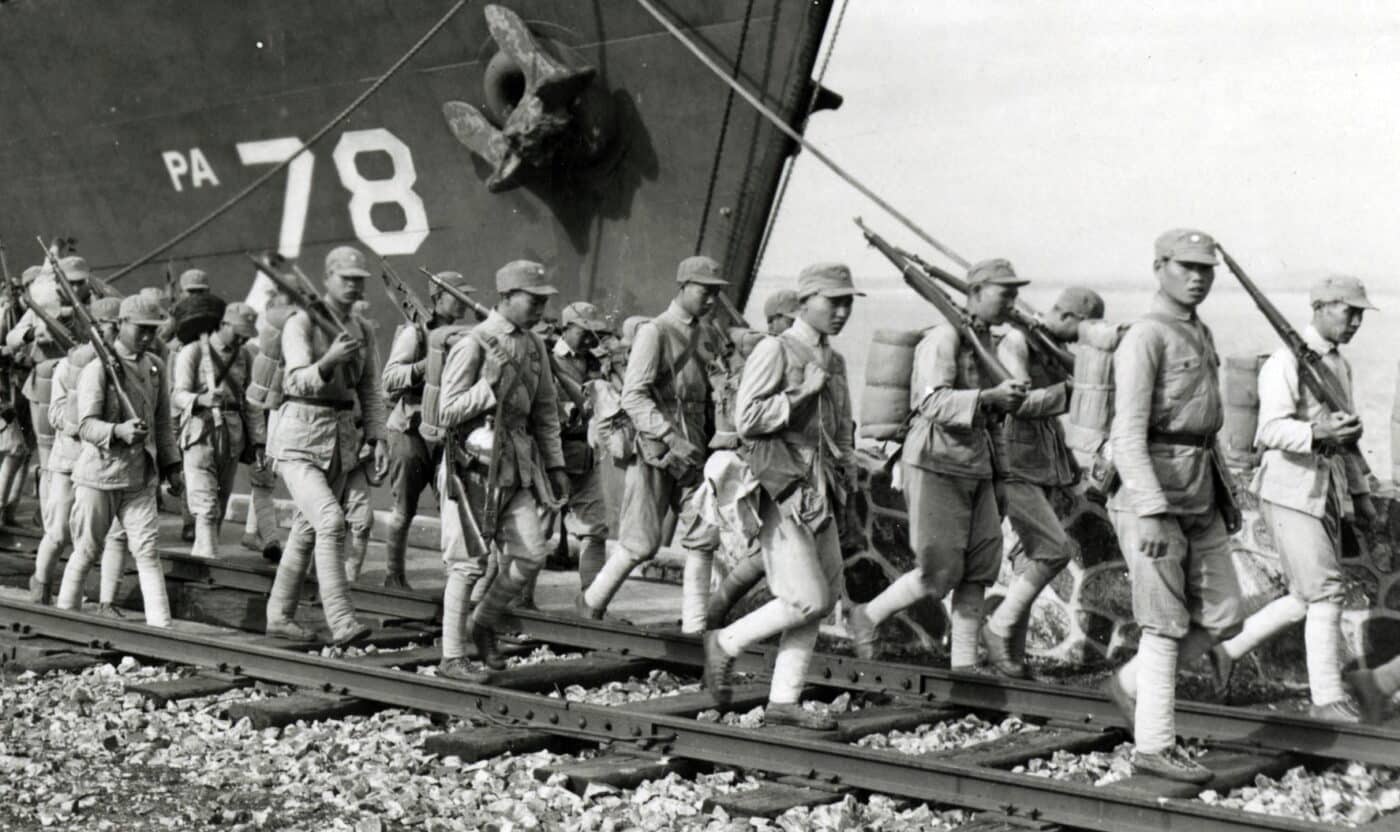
[221, 323, 249, 350]
[1314, 301, 1364, 344]
[501, 290, 548, 329]
[1046, 303, 1083, 342]
[678, 283, 718, 318]
[969, 285, 1017, 325]
[800, 295, 853, 336]
[326, 273, 365, 305]
[767, 314, 794, 336]
[120, 322, 158, 355]
[436, 292, 468, 322]
[1155, 259, 1215, 308]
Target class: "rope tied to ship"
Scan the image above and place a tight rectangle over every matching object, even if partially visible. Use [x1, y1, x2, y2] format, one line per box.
[106, 0, 472, 285]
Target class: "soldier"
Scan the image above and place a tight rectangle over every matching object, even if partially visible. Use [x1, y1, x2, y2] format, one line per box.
[263, 246, 387, 645]
[436, 260, 567, 676]
[701, 263, 860, 728]
[170, 303, 258, 558]
[1102, 229, 1244, 783]
[763, 289, 799, 336]
[240, 297, 286, 562]
[552, 301, 613, 593]
[57, 294, 181, 626]
[1210, 275, 1377, 722]
[29, 297, 122, 603]
[845, 260, 1029, 668]
[376, 271, 475, 588]
[982, 288, 1104, 678]
[577, 256, 727, 619]
[341, 299, 382, 583]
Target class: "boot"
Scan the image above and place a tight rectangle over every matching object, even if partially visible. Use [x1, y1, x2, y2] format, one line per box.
[983, 626, 1030, 679]
[191, 518, 219, 559]
[438, 656, 488, 682]
[1309, 700, 1361, 724]
[764, 702, 837, 731]
[1131, 746, 1213, 785]
[27, 577, 51, 605]
[470, 622, 506, 671]
[471, 568, 527, 671]
[266, 618, 317, 641]
[702, 631, 736, 706]
[96, 603, 126, 620]
[331, 620, 373, 647]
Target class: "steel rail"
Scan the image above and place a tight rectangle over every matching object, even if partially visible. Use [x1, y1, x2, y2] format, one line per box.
[0, 598, 1344, 832]
[2, 528, 1393, 765]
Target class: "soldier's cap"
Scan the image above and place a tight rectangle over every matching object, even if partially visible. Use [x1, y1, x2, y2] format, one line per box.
[496, 260, 558, 296]
[222, 302, 258, 338]
[91, 297, 122, 324]
[119, 294, 168, 326]
[1154, 228, 1219, 265]
[430, 270, 475, 295]
[1311, 274, 1377, 310]
[763, 289, 801, 320]
[179, 268, 210, 292]
[798, 262, 866, 299]
[20, 266, 41, 287]
[966, 258, 1029, 289]
[676, 255, 729, 287]
[1055, 287, 1105, 320]
[561, 301, 612, 334]
[325, 245, 371, 279]
[139, 287, 169, 311]
[57, 256, 90, 283]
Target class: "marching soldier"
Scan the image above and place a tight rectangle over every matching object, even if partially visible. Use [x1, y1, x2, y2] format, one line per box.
[376, 271, 475, 588]
[982, 288, 1104, 678]
[845, 260, 1029, 668]
[552, 301, 612, 593]
[1211, 275, 1377, 722]
[702, 263, 860, 728]
[342, 300, 382, 583]
[170, 303, 258, 558]
[263, 246, 387, 645]
[1103, 229, 1243, 783]
[763, 289, 799, 336]
[240, 296, 286, 562]
[57, 294, 182, 627]
[436, 260, 567, 676]
[577, 256, 727, 619]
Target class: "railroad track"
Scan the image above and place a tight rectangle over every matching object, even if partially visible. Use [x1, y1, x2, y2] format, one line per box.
[0, 529, 1396, 832]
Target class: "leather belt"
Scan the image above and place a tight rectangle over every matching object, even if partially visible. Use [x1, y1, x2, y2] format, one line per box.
[283, 396, 354, 412]
[194, 405, 242, 415]
[1148, 430, 1214, 448]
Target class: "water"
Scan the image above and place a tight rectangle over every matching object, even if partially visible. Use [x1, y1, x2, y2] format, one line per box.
[747, 277, 1399, 477]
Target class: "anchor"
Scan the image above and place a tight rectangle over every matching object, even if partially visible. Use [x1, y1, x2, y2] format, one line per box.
[442, 4, 599, 192]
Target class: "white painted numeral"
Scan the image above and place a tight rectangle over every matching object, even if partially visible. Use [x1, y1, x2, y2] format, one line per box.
[331, 128, 429, 256]
[235, 137, 315, 259]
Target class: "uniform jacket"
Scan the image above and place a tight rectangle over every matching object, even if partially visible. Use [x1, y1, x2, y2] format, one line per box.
[268, 309, 386, 471]
[438, 309, 565, 494]
[622, 299, 718, 461]
[902, 321, 1002, 480]
[46, 352, 81, 474]
[170, 332, 253, 452]
[997, 327, 1077, 487]
[73, 341, 178, 491]
[1109, 292, 1233, 518]
[552, 338, 595, 475]
[1251, 325, 1370, 518]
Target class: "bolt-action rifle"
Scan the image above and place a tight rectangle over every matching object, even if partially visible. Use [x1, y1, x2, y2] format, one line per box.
[379, 257, 431, 331]
[247, 253, 351, 340]
[1217, 243, 1368, 469]
[39, 239, 142, 423]
[856, 218, 1012, 385]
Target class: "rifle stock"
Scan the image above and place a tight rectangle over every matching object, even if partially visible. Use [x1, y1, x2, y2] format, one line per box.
[855, 218, 1011, 385]
[443, 436, 492, 561]
[379, 257, 431, 328]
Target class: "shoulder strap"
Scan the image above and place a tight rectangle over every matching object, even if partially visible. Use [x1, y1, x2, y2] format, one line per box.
[1142, 311, 1211, 357]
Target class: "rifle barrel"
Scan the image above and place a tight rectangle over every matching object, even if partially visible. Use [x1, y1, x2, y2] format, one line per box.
[419, 266, 491, 319]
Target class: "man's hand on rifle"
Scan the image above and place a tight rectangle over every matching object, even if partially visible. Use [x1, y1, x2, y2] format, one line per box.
[980, 380, 1029, 413]
[197, 389, 228, 409]
[1313, 411, 1363, 446]
[548, 467, 571, 503]
[114, 419, 148, 446]
[663, 431, 704, 468]
[318, 333, 362, 376]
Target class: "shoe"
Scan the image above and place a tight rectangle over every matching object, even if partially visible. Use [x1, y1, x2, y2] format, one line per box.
[1309, 699, 1361, 724]
[383, 572, 412, 591]
[846, 603, 878, 660]
[1207, 644, 1234, 701]
[438, 656, 489, 682]
[1103, 674, 1137, 735]
[331, 621, 373, 647]
[262, 542, 282, 563]
[983, 626, 1030, 679]
[573, 592, 604, 621]
[702, 631, 736, 706]
[241, 532, 262, 552]
[471, 624, 507, 671]
[1346, 669, 1391, 725]
[26, 577, 51, 605]
[181, 521, 196, 543]
[266, 619, 317, 641]
[1131, 745, 1213, 785]
[764, 702, 837, 731]
[96, 603, 125, 619]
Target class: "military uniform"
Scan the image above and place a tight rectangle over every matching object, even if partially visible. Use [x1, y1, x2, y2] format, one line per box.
[240, 335, 281, 560]
[171, 303, 257, 558]
[264, 246, 387, 644]
[703, 263, 859, 727]
[1105, 229, 1243, 783]
[1215, 277, 1376, 722]
[56, 295, 180, 627]
[436, 260, 564, 674]
[579, 256, 727, 618]
[551, 302, 612, 592]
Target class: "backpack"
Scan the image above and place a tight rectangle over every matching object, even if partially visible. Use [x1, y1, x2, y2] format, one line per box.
[418, 324, 473, 446]
[856, 328, 923, 441]
[245, 306, 297, 410]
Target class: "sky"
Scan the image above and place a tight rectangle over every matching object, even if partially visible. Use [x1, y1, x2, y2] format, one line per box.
[758, 1, 1400, 288]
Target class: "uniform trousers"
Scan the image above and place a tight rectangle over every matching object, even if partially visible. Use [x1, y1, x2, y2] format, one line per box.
[182, 416, 245, 521]
[58, 483, 166, 626]
[342, 460, 374, 579]
[267, 454, 360, 636]
[566, 463, 609, 590]
[384, 428, 435, 570]
[1109, 507, 1243, 640]
[33, 469, 76, 588]
[244, 463, 281, 546]
[905, 465, 1003, 597]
